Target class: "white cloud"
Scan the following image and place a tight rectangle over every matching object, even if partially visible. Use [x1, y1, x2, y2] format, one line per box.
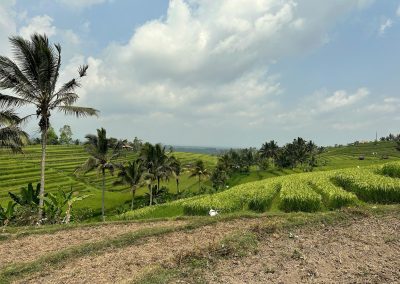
[19, 15, 56, 38]
[57, 0, 111, 9]
[61, 0, 379, 146]
[397, 5, 400, 17]
[324, 88, 369, 110]
[0, 1, 17, 56]
[379, 18, 393, 35]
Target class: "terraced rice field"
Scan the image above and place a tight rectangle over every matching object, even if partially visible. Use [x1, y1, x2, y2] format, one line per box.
[0, 145, 218, 212]
[121, 162, 400, 220]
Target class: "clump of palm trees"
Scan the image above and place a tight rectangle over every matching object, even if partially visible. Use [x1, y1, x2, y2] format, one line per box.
[0, 33, 98, 222]
[76, 134, 188, 220]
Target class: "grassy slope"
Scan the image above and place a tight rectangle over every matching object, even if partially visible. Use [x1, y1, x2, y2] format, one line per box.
[1, 141, 398, 215]
[0, 146, 217, 213]
[228, 141, 400, 187]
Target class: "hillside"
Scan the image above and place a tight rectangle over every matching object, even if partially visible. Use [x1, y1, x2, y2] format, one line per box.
[0, 145, 217, 213]
[1, 141, 398, 217]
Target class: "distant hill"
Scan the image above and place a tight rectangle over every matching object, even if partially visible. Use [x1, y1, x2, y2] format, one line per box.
[166, 145, 229, 155]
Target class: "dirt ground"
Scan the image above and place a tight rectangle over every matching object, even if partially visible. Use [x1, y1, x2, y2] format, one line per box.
[203, 215, 400, 284]
[3, 212, 400, 284]
[17, 218, 262, 283]
[0, 220, 186, 269]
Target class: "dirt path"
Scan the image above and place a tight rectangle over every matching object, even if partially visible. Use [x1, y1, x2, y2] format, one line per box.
[203, 215, 400, 283]
[18, 218, 262, 283]
[0, 220, 186, 269]
[6, 211, 400, 283]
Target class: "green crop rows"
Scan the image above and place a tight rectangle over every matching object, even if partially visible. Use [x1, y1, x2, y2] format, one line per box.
[120, 161, 400, 219]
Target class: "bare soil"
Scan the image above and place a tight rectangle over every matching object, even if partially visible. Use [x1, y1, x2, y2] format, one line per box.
[5, 212, 400, 284]
[18, 218, 261, 283]
[203, 215, 400, 284]
[0, 220, 186, 269]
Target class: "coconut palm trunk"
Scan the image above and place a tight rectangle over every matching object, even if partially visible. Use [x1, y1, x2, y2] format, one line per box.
[38, 129, 47, 221]
[131, 186, 136, 210]
[101, 168, 106, 221]
[149, 184, 153, 206]
[176, 178, 179, 195]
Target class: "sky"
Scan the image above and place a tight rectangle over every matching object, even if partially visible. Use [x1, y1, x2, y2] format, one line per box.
[0, 0, 399, 147]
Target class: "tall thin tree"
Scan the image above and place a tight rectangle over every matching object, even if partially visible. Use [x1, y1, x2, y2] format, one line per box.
[76, 128, 120, 221]
[189, 160, 210, 191]
[0, 34, 98, 221]
[114, 160, 144, 210]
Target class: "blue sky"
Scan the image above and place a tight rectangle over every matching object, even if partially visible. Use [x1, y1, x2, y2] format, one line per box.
[0, 0, 399, 147]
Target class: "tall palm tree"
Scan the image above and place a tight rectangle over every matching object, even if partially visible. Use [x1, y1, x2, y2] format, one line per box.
[0, 34, 98, 220]
[259, 140, 279, 160]
[0, 109, 28, 152]
[169, 156, 182, 195]
[189, 160, 210, 191]
[140, 143, 174, 205]
[114, 160, 144, 210]
[76, 128, 120, 221]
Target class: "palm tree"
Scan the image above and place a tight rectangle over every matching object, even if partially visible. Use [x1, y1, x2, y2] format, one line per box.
[169, 156, 182, 195]
[76, 128, 120, 221]
[114, 160, 144, 210]
[0, 109, 28, 152]
[189, 160, 210, 191]
[259, 140, 279, 161]
[140, 143, 174, 205]
[0, 34, 98, 220]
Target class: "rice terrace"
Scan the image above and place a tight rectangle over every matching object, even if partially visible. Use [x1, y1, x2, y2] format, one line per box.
[0, 1, 399, 283]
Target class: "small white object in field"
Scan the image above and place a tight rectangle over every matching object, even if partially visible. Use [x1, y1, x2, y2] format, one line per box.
[226, 185, 229, 188]
[357, 166, 360, 168]
[209, 209, 218, 216]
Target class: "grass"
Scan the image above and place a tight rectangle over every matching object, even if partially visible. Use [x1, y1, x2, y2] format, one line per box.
[1, 141, 399, 219]
[0, 145, 217, 215]
[120, 161, 400, 220]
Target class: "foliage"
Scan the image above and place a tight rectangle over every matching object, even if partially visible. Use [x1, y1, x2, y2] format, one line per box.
[0, 201, 16, 226]
[8, 182, 40, 207]
[46, 126, 59, 145]
[0, 33, 98, 220]
[59, 125, 73, 145]
[44, 188, 91, 224]
[114, 159, 145, 210]
[76, 127, 121, 221]
[379, 162, 400, 178]
[189, 159, 210, 191]
[0, 109, 28, 152]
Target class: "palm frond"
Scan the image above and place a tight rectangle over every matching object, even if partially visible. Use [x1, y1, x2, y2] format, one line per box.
[75, 156, 99, 174]
[0, 55, 37, 95]
[57, 105, 99, 117]
[0, 93, 31, 108]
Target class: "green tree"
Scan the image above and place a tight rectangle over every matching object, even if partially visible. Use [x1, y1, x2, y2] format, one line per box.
[210, 165, 228, 190]
[0, 34, 98, 221]
[189, 160, 210, 191]
[114, 160, 145, 210]
[0, 109, 28, 152]
[47, 126, 59, 145]
[76, 128, 120, 221]
[140, 143, 174, 205]
[59, 125, 73, 145]
[170, 156, 182, 195]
